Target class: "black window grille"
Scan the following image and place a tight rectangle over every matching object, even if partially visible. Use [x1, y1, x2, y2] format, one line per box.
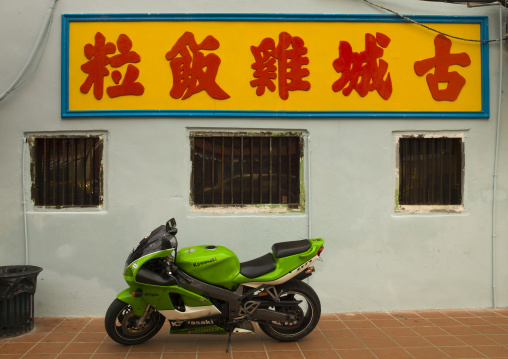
[191, 134, 302, 207]
[30, 136, 104, 207]
[399, 137, 462, 205]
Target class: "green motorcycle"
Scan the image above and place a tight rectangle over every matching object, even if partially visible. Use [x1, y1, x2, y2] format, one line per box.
[105, 218, 325, 349]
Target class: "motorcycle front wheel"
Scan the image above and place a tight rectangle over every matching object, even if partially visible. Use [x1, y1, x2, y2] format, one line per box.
[258, 279, 321, 342]
[105, 298, 165, 345]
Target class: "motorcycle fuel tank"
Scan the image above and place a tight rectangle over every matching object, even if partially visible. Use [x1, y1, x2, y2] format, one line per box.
[175, 245, 240, 289]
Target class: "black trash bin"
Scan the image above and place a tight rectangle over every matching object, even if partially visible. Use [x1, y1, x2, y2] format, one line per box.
[0, 265, 43, 337]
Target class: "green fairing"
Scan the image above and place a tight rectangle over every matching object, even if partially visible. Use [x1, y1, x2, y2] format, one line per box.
[124, 249, 174, 284]
[117, 288, 149, 317]
[158, 286, 213, 308]
[176, 239, 325, 289]
[119, 248, 213, 316]
[175, 245, 240, 289]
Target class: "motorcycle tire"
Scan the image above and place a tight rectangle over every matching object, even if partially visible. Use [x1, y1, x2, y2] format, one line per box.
[105, 298, 165, 345]
[258, 279, 321, 342]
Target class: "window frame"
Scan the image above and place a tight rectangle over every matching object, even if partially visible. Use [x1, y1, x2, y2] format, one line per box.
[189, 130, 305, 214]
[26, 132, 106, 211]
[395, 132, 465, 214]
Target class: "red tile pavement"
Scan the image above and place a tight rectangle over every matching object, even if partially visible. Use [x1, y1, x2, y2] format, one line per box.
[0, 308, 507, 358]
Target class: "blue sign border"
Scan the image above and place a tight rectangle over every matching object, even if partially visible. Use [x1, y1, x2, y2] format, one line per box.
[61, 13, 490, 119]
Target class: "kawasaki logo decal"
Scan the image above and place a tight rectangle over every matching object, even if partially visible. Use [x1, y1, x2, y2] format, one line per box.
[189, 328, 220, 333]
[170, 320, 215, 326]
[193, 257, 217, 267]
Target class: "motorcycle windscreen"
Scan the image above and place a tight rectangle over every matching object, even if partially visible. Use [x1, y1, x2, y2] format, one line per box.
[126, 225, 173, 266]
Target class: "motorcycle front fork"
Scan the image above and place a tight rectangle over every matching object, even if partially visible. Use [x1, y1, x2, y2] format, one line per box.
[136, 304, 153, 327]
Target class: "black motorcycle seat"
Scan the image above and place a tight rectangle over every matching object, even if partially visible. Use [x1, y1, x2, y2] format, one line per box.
[240, 253, 276, 279]
[272, 239, 311, 258]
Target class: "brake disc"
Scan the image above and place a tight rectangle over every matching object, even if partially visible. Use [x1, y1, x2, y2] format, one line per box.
[120, 310, 152, 336]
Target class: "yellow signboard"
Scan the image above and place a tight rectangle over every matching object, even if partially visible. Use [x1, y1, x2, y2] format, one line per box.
[62, 14, 489, 118]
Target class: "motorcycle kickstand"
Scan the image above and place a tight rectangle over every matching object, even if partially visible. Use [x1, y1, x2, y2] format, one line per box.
[225, 326, 235, 353]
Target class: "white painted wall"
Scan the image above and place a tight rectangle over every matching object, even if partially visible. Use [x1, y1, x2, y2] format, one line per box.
[0, 0, 507, 316]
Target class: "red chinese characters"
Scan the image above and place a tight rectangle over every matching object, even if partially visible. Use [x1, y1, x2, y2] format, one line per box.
[77, 28, 477, 107]
[250, 32, 310, 100]
[80, 32, 144, 100]
[414, 34, 471, 101]
[332, 32, 392, 100]
[165, 32, 230, 100]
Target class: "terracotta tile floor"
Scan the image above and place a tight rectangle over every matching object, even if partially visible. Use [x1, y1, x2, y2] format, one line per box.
[1, 308, 508, 359]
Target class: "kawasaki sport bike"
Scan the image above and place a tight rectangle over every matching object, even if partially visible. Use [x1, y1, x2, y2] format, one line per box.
[105, 218, 325, 349]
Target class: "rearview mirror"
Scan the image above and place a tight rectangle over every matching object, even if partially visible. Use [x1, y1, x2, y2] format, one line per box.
[166, 218, 177, 232]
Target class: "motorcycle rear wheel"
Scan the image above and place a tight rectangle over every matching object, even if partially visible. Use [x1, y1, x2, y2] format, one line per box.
[258, 279, 321, 342]
[105, 298, 165, 345]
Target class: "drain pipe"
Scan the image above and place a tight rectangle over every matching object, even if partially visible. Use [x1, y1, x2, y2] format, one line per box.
[15, 0, 59, 265]
[307, 133, 312, 239]
[22, 138, 29, 265]
[306, 133, 312, 285]
[491, 5, 504, 308]
[0, 0, 58, 104]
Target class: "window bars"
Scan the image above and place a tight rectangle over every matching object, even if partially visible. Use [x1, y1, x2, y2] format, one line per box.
[191, 134, 301, 207]
[31, 136, 103, 207]
[399, 137, 463, 205]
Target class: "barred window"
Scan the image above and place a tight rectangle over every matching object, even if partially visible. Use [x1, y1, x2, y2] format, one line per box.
[191, 133, 302, 208]
[29, 135, 104, 208]
[398, 136, 463, 206]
